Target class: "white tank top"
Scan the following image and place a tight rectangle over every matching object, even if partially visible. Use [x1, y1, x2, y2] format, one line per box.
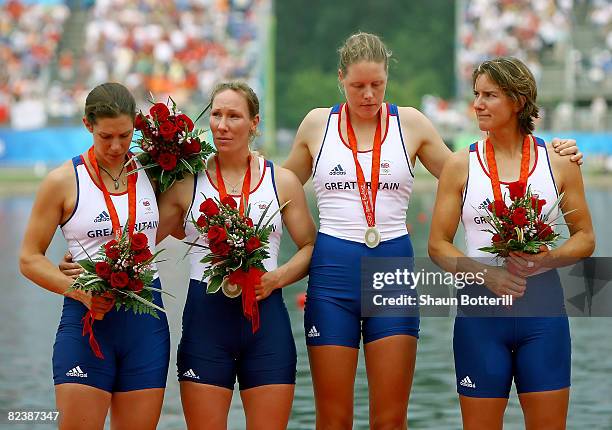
[61, 155, 159, 271]
[184, 156, 283, 282]
[461, 136, 560, 263]
[312, 103, 414, 243]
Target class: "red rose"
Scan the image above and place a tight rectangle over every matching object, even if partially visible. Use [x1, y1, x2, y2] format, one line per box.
[159, 121, 179, 141]
[245, 236, 261, 253]
[110, 271, 129, 289]
[537, 222, 554, 240]
[209, 240, 231, 256]
[176, 114, 194, 132]
[508, 181, 526, 201]
[199, 198, 219, 217]
[531, 196, 546, 215]
[106, 247, 120, 260]
[492, 233, 502, 243]
[158, 153, 177, 171]
[131, 232, 148, 251]
[488, 200, 509, 218]
[196, 215, 207, 228]
[511, 207, 528, 227]
[207, 225, 227, 243]
[245, 217, 254, 228]
[104, 239, 118, 252]
[95, 261, 112, 280]
[221, 195, 237, 209]
[133, 248, 153, 264]
[150, 103, 170, 122]
[134, 113, 148, 131]
[128, 278, 144, 293]
[181, 138, 201, 156]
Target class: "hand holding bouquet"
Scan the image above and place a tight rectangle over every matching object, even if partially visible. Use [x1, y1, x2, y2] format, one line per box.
[69, 229, 170, 358]
[133, 98, 215, 192]
[187, 195, 285, 333]
[478, 182, 567, 258]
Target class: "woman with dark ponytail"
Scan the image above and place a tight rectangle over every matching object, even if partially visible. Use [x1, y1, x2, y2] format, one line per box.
[20, 82, 170, 430]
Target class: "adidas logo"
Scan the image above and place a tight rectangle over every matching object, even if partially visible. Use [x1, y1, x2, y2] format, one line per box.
[66, 366, 87, 378]
[477, 198, 492, 210]
[307, 326, 320, 338]
[183, 369, 200, 379]
[94, 211, 111, 223]
[329, 164, 346, 176]
[459, 376, 476, 389]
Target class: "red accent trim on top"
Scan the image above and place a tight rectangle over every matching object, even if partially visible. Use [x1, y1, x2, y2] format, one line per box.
[205, 157, 267, 197]
[337, 103, 390, 153]
[475, 136, 539, 185]
[80, 155, 137, 196]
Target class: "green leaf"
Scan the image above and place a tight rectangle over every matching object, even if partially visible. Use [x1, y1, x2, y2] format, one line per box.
[78, 259, 96, 273]
[207, 275, 223, 294]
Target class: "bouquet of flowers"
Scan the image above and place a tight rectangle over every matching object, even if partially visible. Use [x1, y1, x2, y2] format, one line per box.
[187, 195, 285, 333]
[132, 97, 215, 193]
[478, 181, 567, 257]
[69, 229, 170, 358]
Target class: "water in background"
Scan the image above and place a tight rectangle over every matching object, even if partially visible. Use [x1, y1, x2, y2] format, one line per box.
[1, 188, 611, 429]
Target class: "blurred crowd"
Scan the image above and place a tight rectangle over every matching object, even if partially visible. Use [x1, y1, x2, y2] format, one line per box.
[0, 0, 266, 129]
[578, 0, 612, 87]
[0, 0, 69, 128]
[458, 0, 572, 94]
[435, 0, 611, 135]
[0, 0, 610, 133]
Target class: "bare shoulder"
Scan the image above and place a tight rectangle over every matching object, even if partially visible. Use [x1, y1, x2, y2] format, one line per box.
[44, 160, 76, 190]
[271, 164, 303, 204]
[440, 146, 470, 188]
[397, 106, 431, 127]
[272, 165, 302, 190]
[446, 146, 470, 172]
[546, 141, 579, 185]
[301, 107, 332, 128]
[546, 142, 573, 168]
[162, 172, 195, 209]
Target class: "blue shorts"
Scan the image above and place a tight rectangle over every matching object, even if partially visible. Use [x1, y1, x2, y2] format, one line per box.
[454, 271, 571, 398]
[304, 232, 420, 348]
[177, 279, 296, 390]
[52, 278, 170, 393]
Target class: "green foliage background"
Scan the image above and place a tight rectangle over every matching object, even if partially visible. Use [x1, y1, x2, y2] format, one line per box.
[275, 0, 455, 129]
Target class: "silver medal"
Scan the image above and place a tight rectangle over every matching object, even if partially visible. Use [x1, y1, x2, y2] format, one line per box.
[221, 278, 242, 298]
[365, 226, 381, 248]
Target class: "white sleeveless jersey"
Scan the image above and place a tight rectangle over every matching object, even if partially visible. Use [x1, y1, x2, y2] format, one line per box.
[61, 155, 159, 268]
[312, 103, 414, 243]
[461, 136, 560, 263]
[184, 157, 283, 282]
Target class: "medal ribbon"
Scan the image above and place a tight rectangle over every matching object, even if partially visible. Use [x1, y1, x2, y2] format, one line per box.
[485, 135, 531, 202]
[345, 103, 383, 228]
[87, 146, 137, 239]
[85, 146, 137, 360]
[214, 154, 252, 216]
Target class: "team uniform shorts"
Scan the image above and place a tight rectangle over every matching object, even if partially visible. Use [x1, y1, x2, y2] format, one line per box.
[53, 278, 170, 392]
[305, 232, 420, 348]
[177, 279, 296, 390]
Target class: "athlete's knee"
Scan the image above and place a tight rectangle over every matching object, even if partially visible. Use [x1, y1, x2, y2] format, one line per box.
[316, 410, 353, 430]
[370, 411, 407, 430]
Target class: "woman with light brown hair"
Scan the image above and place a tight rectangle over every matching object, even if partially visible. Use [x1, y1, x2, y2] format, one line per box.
[428, 57, 594, 429]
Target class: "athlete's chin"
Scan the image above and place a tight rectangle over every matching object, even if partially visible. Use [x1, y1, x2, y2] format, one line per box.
[357, 104, 382, 117]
